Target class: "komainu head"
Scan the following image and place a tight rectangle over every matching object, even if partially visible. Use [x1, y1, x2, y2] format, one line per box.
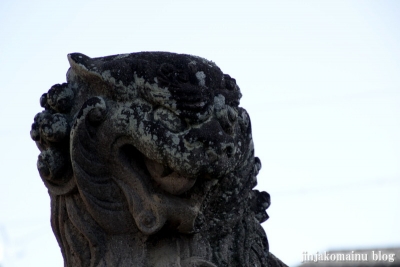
[30, 52, 275, 267]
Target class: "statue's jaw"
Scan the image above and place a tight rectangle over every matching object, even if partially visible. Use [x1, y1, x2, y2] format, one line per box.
[108, 142, 200, 235]
[144, 157, 197, 195]
[115, 139, 198, 197]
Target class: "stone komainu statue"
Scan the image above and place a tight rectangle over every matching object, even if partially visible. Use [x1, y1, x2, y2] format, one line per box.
[30, 52, 287, 267]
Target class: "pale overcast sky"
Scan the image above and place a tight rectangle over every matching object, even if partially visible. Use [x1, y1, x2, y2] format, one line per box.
[0, 1, 399, 266]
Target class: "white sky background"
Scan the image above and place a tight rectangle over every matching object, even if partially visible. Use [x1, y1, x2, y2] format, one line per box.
[0, 0, 399, 266]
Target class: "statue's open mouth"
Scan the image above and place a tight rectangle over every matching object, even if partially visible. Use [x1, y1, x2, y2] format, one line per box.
[112, 143, 199, 235]
[119, 144, 197, 196]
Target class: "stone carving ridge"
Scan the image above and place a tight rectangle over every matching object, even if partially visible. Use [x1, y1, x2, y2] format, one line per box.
[30, 52, 287, 267]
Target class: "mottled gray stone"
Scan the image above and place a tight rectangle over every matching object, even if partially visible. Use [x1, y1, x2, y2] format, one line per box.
[30, 52, 287, 267]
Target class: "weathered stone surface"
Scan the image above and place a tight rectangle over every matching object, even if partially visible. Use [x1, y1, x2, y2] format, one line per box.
[30, 52, 287, 267]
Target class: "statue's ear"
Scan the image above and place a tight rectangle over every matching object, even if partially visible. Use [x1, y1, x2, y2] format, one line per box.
[68, 53, 91, 69]
[67, 53, 141, 103]
[67, 53, 109, 86]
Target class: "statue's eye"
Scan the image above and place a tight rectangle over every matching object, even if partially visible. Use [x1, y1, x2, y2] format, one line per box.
[153, 107, 186, 132]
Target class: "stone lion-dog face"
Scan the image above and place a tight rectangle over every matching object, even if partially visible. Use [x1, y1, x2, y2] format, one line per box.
[31, 52, 271, 267]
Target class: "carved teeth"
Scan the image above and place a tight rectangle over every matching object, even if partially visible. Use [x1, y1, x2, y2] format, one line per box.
[144, 158, 196, 195]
